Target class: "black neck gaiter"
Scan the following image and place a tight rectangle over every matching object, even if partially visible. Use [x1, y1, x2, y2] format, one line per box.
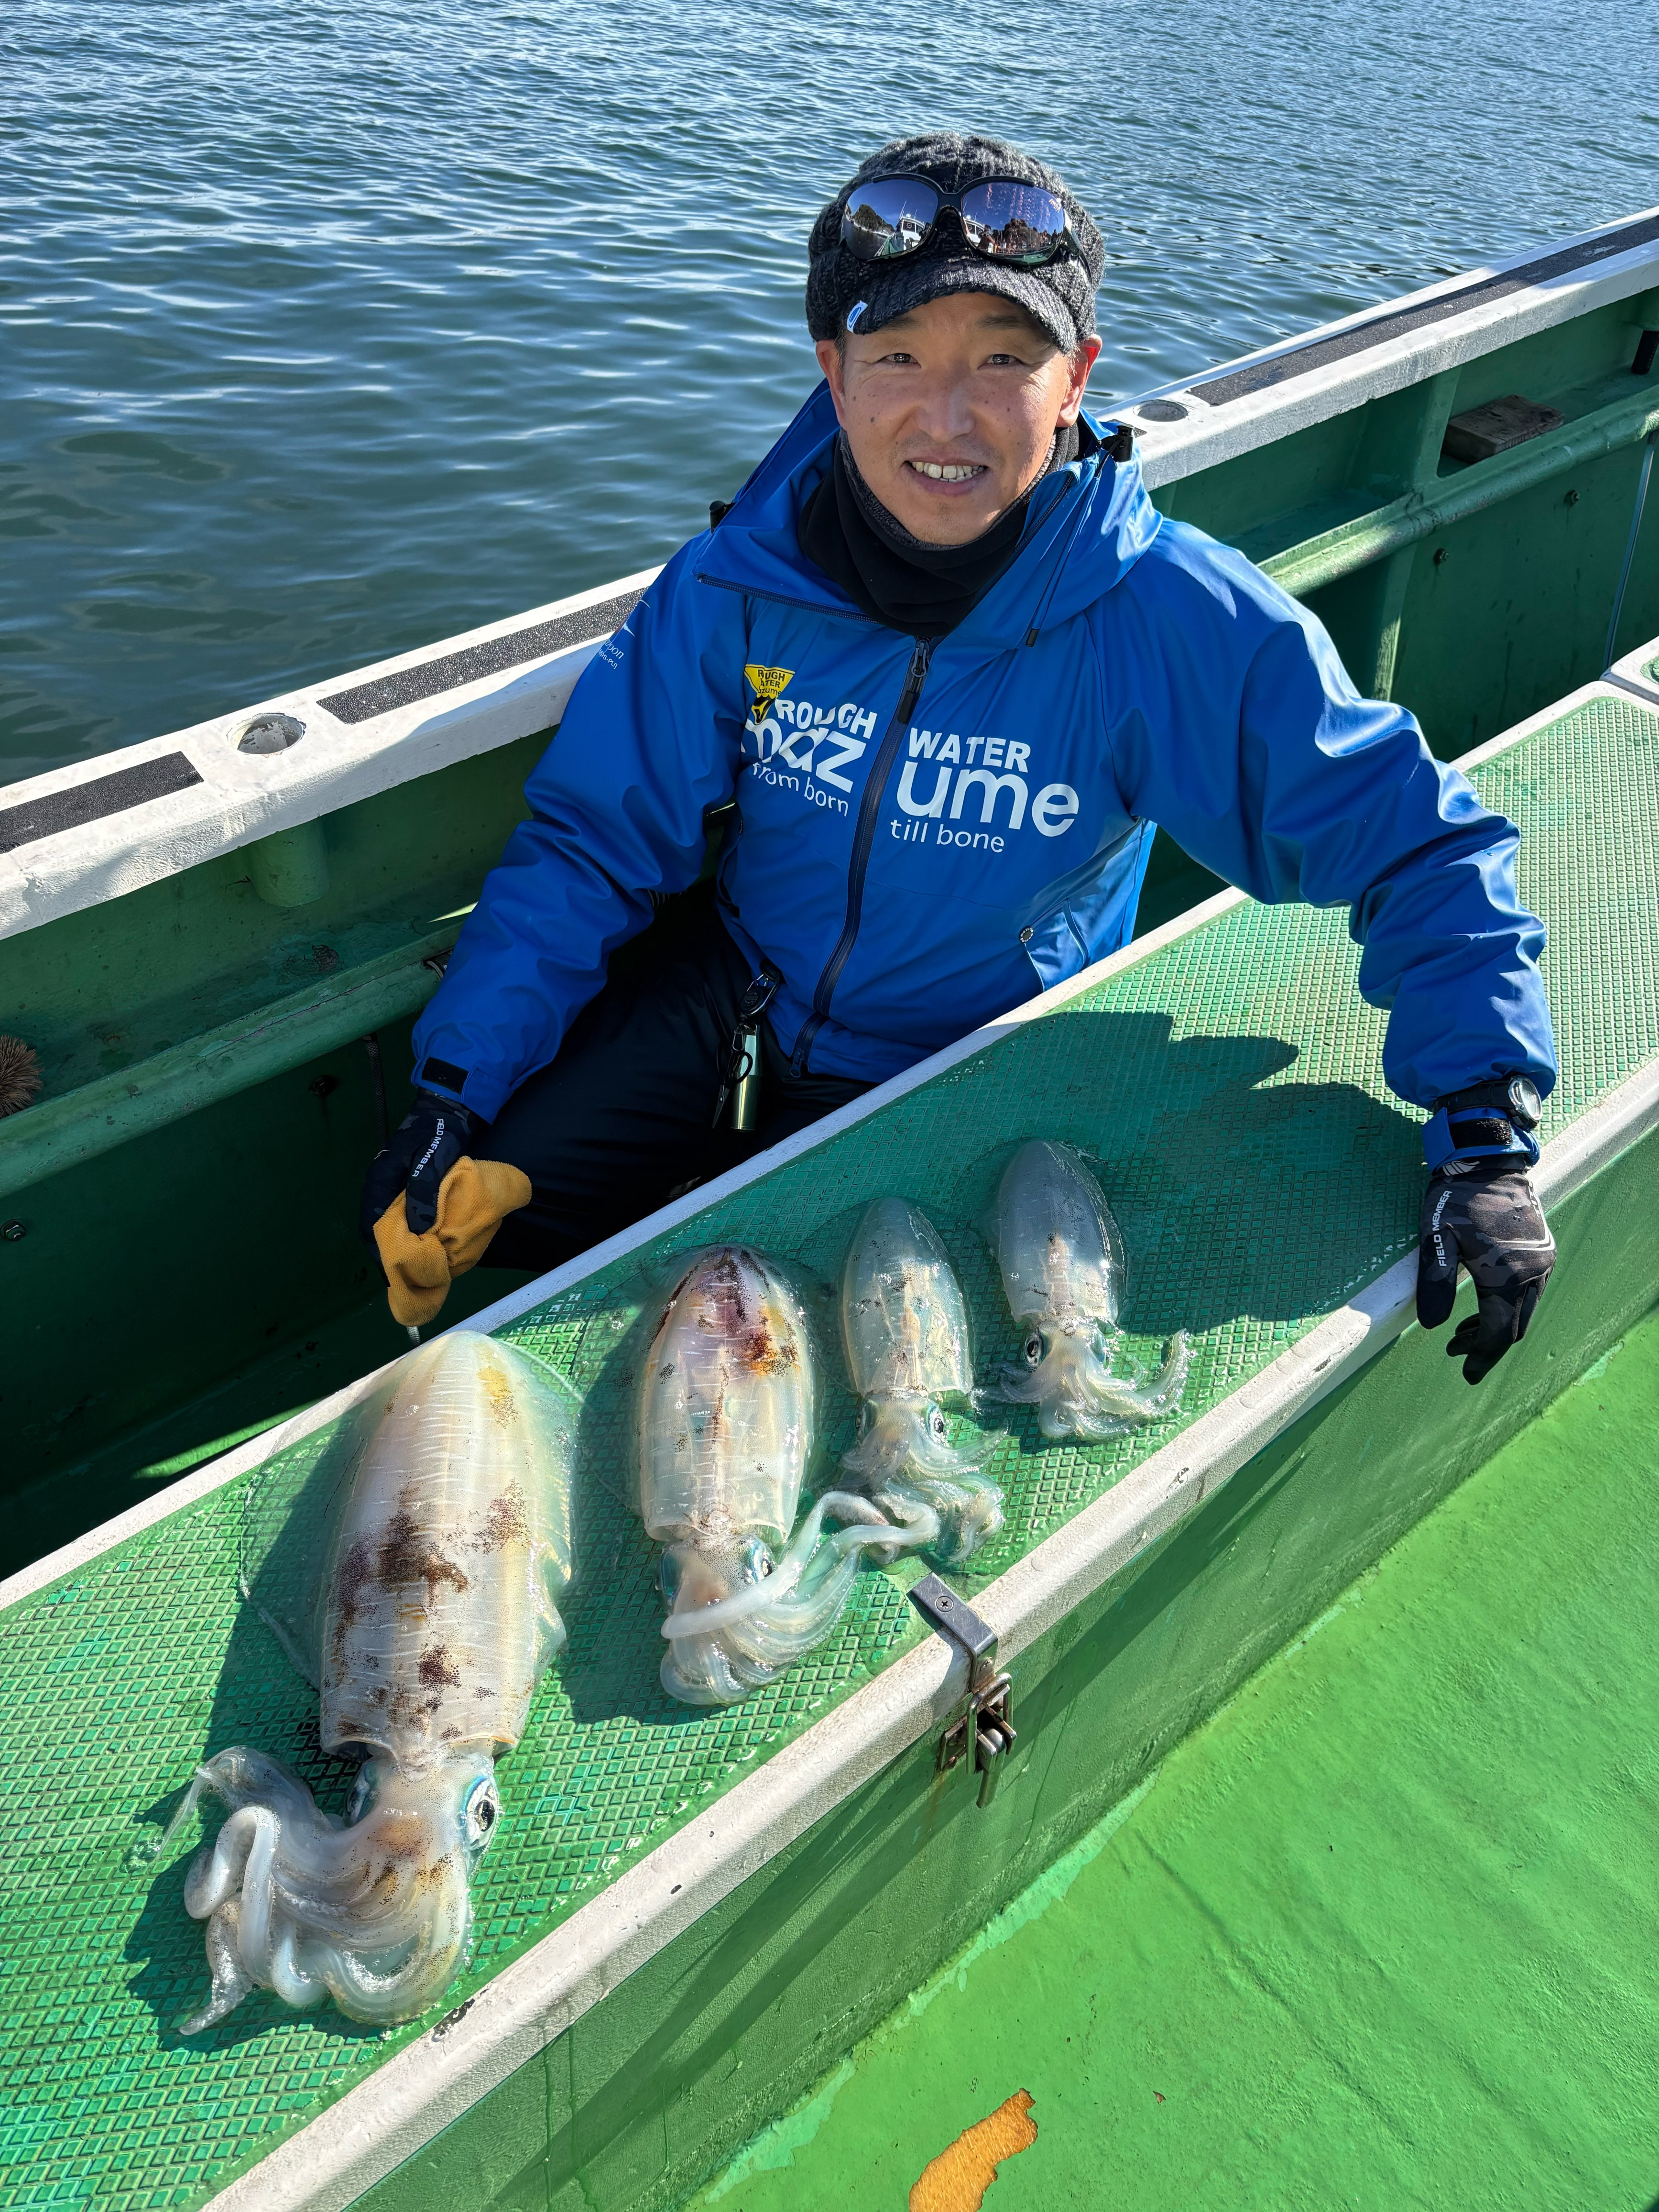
[798, 423, 1079, 639]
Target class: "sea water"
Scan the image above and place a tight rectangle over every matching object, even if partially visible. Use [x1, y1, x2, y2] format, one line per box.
[2, 0, 1652, 778]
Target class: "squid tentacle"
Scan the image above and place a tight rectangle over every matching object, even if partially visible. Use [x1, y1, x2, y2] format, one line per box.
[224, 1806, 281, 1980]
[183, 1902, 254, 2035]
[659, 1491, 917, 1642]
[1000, 1327, 1191, 1441]
[659, 1490, 939, 1706]
[312, 1897, 469, 2016]
[872, 1472, 1002, 1568]
[839, 1400, 992, 1486]
[720, 1501, 943, 1666]
[840, 1399, 1004, 1565]
[269, 1919, 330, 2012]
[661, 1630, 772, 1706]
[720, 1545, 863, 1667]
[154, 1746, 483, 2032]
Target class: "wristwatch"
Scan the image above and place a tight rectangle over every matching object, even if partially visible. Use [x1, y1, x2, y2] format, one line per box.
[1422, 1073, 1543, 1174]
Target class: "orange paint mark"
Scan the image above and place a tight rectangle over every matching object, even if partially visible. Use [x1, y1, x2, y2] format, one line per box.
[908, 2089, 1037, 2212]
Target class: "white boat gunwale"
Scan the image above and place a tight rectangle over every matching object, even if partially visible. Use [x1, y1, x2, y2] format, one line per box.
[1127, 202, 1659, 481]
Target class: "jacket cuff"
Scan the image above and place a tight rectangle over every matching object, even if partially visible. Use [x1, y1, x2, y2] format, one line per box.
[1422, 1105, 1539, 1174]
[415, 1055, 474, 1111]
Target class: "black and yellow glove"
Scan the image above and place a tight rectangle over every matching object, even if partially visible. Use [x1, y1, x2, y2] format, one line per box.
[359, 1090, 477, 1241]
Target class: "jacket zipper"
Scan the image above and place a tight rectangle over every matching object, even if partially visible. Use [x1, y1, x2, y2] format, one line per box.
[696, 572, 872, 624]
[792, 636, 933, 1074]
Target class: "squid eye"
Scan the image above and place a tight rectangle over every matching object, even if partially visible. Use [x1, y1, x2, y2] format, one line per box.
[659, 1550, 683, 1605]
[742, 1537, 775, 1584]
[929, 1407, 949, 1441]
[1023, 1332, 1044, 1367]
[463, 1774, 501, 1851]
[346, 1767, 373, 1824]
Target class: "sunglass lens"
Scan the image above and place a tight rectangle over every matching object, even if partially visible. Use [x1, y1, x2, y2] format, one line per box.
[841, 178, 940, 261]
[960, 182, 1068, 262]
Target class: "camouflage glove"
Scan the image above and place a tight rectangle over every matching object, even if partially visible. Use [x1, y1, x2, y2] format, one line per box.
[1416, 1164, 1555, 1384]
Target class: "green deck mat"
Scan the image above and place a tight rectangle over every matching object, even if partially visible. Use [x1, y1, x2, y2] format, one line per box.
[3, 690, 1658, 2211]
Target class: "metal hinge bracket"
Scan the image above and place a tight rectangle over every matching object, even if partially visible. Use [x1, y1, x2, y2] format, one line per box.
[908, 1574, 1017, 1808]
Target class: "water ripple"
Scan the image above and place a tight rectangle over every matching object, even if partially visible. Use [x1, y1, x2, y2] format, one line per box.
[1, 0, 1652, 775]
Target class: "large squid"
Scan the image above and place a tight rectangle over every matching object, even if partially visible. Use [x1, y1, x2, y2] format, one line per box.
[838, 1196, 1003, 1565]
[993, 1141, 1190, 1440]
[640, 1244, 925, 1706]
[141, 1330, 576, 2032]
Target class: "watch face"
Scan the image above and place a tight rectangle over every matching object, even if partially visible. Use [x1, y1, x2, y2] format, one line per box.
[1506, 1075, 1542, 1128]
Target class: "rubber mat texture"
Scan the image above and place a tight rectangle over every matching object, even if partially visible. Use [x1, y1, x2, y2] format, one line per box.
[3, 690, 1657, 2210]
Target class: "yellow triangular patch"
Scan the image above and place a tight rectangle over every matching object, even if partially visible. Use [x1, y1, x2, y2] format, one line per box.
[744, 663, 795, 711]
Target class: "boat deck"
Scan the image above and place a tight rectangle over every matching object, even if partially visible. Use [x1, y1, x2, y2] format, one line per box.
[690, 1307, 1659, 2212]
[2, 665, 1658, 2210]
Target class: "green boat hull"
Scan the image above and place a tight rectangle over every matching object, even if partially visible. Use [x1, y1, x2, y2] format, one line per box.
[1, 216, 1657, 2212]
[684, 1308, 1659, 2212]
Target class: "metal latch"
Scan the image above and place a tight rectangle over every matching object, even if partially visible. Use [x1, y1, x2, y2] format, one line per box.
[908, 1574, 1016, 1808]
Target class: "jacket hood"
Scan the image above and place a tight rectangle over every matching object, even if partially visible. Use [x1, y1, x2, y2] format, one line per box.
[696, 380, 1161, 648]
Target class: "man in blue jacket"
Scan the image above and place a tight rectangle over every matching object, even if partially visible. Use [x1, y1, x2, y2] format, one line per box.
[365, 131, 1558, 1384]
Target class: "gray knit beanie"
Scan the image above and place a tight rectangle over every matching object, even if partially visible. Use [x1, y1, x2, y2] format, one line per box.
[806, 132, 1104, 353]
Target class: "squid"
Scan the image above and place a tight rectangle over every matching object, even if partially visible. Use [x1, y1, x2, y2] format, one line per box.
[838, 1196, 1003, 1565]
[141, 1330, 576, 2032]
[640, 1244, 926, 1706]
[992, 1141, 1190, 1440]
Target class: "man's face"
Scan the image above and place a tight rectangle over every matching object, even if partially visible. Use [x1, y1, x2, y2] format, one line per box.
[815, 291, 1101, 547]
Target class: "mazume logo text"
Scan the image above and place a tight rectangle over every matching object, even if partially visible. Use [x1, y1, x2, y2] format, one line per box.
[894, 728, 1078, 839]
[746, 689, 877, 815]
[744, 690, 1078, 848]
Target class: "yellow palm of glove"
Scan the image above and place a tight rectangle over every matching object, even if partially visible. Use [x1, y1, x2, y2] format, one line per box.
[372, 1156, 532, 1327]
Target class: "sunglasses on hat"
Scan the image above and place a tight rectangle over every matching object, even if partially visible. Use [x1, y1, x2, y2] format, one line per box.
[840, 174, 1074, 267]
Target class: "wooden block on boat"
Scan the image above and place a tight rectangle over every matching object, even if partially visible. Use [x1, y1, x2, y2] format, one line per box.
[1441, 392, 1566, 462]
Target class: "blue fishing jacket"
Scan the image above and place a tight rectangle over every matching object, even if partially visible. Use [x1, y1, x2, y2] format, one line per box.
[414, 383, 1557, 1124]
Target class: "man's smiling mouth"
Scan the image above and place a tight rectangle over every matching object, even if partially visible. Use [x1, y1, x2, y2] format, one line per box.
[906, 460, 986, 482]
